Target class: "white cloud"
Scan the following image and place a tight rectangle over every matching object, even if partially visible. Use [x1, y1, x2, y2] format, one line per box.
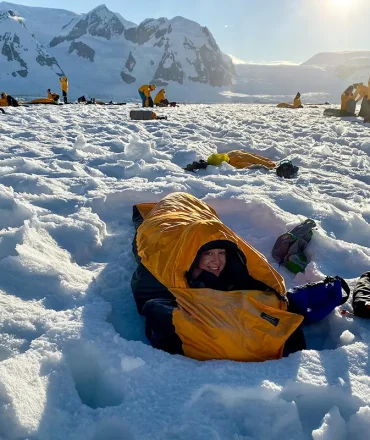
[229, 54, 248, 64]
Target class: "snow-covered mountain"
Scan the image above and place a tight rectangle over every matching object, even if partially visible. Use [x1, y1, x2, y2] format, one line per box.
[0, 1, 79, 46]
[0, 8, 64, 94]
[226, 50, 370, 104]
[120, 16, 235, 88]
[47, 5, 235, 99]
[303, 50, 370, 84]
[228, 62, 346, 104]
[46, 4, 135, 98]
[0, 3, 235, 100]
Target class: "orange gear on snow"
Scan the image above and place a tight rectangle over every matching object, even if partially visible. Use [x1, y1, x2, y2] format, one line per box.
[207, 151, 276, 169]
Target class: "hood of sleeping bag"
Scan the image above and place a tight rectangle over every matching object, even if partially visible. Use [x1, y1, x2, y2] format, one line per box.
[134, 192, 303, 362]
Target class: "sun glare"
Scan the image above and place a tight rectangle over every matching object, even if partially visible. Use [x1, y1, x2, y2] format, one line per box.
[331, 0, 353, 7]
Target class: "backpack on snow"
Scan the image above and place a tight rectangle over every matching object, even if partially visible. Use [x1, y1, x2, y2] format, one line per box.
[272, 219, 316, 274]
[287, 276, 350, 324]
[184, 160, 208, 172]
[276, 160, 299, 178]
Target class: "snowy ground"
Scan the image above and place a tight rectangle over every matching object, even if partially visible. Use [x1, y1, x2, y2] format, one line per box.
[0, 103, 369, 440]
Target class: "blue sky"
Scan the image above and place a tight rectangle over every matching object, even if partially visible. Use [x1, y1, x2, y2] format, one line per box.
[13, 0, 370, 63]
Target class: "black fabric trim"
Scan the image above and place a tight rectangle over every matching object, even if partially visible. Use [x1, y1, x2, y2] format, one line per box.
[142, 299, 183, 355]
[132, 205, 145, 231]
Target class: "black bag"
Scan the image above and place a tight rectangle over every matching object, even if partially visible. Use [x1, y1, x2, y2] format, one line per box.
[184, 160, 208, 172]
[276, 160, 299, 179]
[352, 272, 370, 318]
[7, 95, 19, 107]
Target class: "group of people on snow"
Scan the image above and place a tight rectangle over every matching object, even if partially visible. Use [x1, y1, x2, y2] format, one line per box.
[138, 84, 176, 108]
[46, 76, 69, 103]
[0, 76, 68, 108]
[340, 79, 370, 122]
[46, 76, 68, 103]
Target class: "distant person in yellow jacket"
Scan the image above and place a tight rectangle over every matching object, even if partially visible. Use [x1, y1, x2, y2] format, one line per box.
[47, 89, 59, 103]
[277, 93, 303, 109]
[154, 89, 177, 107]
[0, 92, 9, 107]
[59, 75, 68, 104]
[293, 92, 303, 108]
[0, 92, 19, 107]
[354, 80, 370, 123]
[340, 85, 355, 115]
[138, 84, 156, 107]
[154, 88, 166, 106]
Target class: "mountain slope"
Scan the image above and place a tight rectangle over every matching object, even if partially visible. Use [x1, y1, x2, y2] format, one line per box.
[47, 4, 133, 98]
[231, 63, 345, 97]
[0, 9, 64, 94]
[46, 6, 235, 99]
[303, 50, 370, 84]
[121, 16, 235, 88]
[0, 1, 79, 47]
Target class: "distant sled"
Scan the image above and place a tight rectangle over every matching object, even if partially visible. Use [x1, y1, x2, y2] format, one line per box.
[130, 110, 167, 120]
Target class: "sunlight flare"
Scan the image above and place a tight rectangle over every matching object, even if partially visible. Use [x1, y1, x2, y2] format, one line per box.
[331, 0, 353, 8]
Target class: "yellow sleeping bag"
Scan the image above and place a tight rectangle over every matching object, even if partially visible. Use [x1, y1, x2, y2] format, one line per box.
[19, 98, 58, 105]
[135, 192, 303, 362]
[277, 103, 295, 109]
[207, 151, 276, 169]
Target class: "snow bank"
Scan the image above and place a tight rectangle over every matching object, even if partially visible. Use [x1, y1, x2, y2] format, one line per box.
[0, 103, 369, 439]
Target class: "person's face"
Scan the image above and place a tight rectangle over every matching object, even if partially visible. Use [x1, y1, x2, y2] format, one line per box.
[197, 248, 226, 277]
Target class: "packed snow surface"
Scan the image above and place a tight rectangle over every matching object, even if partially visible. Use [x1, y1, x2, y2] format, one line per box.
[0, 103, 369, 440]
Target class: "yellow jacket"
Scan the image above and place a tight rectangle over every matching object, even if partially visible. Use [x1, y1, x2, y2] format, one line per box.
[154, 89, 165, 105]
[207, 151, 276, 169]
[354, 84, 369, 102]
[341, 93, 354, 111]
[293, 97, 302, 108]
[47, 92, 58, 101]
[59, 76, 68, 92]
[0, 96, 8, 107]
[135, 192, 303, 362]
[139, 85, 153, 98]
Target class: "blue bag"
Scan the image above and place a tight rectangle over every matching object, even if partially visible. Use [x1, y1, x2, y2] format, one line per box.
[287, 276, 350, 324]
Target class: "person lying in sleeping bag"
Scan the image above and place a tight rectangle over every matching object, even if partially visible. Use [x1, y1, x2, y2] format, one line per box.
[131, 192, 305, 362]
